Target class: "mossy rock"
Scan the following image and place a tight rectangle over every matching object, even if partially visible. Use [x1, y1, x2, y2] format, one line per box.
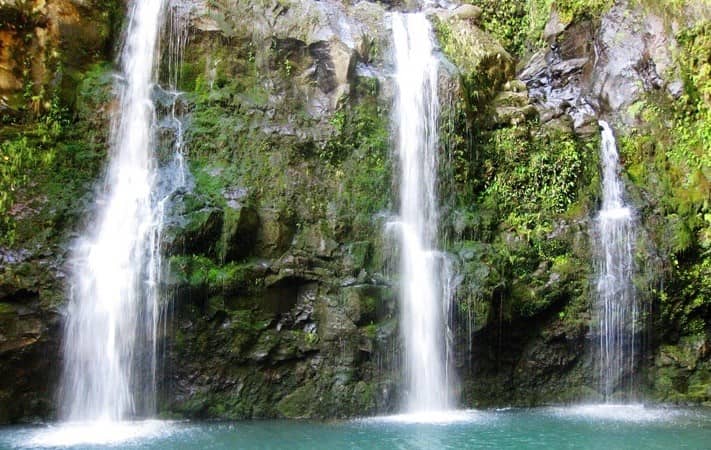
[218, 205, 260, 262]
[276, 384, 318, 419]
[432, 13, 514, 81]
[432, 11, 515, 117]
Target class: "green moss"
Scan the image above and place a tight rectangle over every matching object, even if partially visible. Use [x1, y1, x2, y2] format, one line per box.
[463, 0, 549, 56]
[615, 22, 711, 344]
[687, 364, 711, 401]
[457, 1, 613, 57]
[360, 295, 377, 318]
[433, 16, 514, 118]
[276, 384, 318, 418]
[321, 98, 387, 166]
[361, 324, 377, 340]
[325, 84, 391, 238]
[654, 336, 711, 403]
[207, 396, 250, 420]
[445, 92, 598, 327]
[171, 389, 255, 420]
[550, 254, 574, 275]
[298, 329, 319, 349]
[74, 62, 115, 121]
[170, 255, 260, 294]
[352, 381, 376, 411]
[555, 0, 612, 22]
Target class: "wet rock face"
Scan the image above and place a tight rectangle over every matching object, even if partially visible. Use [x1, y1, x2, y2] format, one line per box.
[654, 335, 711, 404]
[309, 39, 356, 104]
[0, 251, 65, 422]
[590, 3, 679, 124]
[519, 18, 597, 135]
[3, 0, 709, 422]
[191, 0, 388, 112]
[0, 306, 60, 423]
[520, 23, 594, 128]
[160, 0, 400, 419]
[464, 311, 592, 407]
[519, 1, 689, 131]
[164, 249, 398, 419]
[0, 0, 119, 114]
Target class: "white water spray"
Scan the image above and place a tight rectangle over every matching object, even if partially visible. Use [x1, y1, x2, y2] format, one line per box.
[595, 120, 637, 401]
[60, 0, 188, 421]
[390, 12, 452, 412]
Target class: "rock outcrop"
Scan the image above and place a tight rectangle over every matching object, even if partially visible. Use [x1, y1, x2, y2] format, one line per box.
[160, 0, 399, 419]
[1, 0, 710, 423]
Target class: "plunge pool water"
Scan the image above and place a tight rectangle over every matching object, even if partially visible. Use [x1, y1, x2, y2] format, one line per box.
[1, 406, 709, 450]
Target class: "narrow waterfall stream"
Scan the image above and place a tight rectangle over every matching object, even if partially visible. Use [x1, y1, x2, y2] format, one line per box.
[60, 0, 187, 422]
[390, 12, 452, 413]
[595, 120, 637, 401]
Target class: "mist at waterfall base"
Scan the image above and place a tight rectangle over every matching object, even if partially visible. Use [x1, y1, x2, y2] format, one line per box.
[388, 12, 454, 414]
[594, 121, 638, 401]
[4, 407, 711, 449]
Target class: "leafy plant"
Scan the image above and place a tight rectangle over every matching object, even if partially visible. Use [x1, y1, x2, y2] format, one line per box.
[616, 21, 711, 340]
[0, 96, 67, 243]
[464, 0, 613, 57]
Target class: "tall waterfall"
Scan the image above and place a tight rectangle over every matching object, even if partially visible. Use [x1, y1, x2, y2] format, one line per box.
[60, 0, 187, 421]
[595, 120, 637, 401]
[390, 12, 452, 413]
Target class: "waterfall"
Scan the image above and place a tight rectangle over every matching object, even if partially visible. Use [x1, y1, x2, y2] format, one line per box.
[595, 120, 637, 401]
[60, 0, 188, 422]
[390, 12, 453, 413]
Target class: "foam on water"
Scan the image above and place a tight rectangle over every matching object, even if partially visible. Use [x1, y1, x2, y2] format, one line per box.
[22, 421, 179, 448]
[548, 404, 684, 423]
[363, 409, 488, 425]
[3, 409, 711, 450]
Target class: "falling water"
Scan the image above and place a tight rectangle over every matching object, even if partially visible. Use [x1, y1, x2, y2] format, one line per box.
[60, 0, 188, 421]
[390, 12, 452, 413]
[595, 120, 637, 401]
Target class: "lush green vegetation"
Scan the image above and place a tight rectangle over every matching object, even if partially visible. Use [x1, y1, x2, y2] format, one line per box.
[432, 0, 609, 329]
[448, 116, 597, 323]
[328, 92, 391, 238]
[477, 126, 595, 218]
[440, 0, 708, 403]
[465, 0, 550, 56]
[179, 26, 391, 241]
[169, 254, 261, 294]
[0, 0, 120, 249]
[0, 99, 67, 244]
[554, 0, 613, 22]
[618, 21, 711, 340]
[0, 61, 114, 246]
[466, 0, 612, 57]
